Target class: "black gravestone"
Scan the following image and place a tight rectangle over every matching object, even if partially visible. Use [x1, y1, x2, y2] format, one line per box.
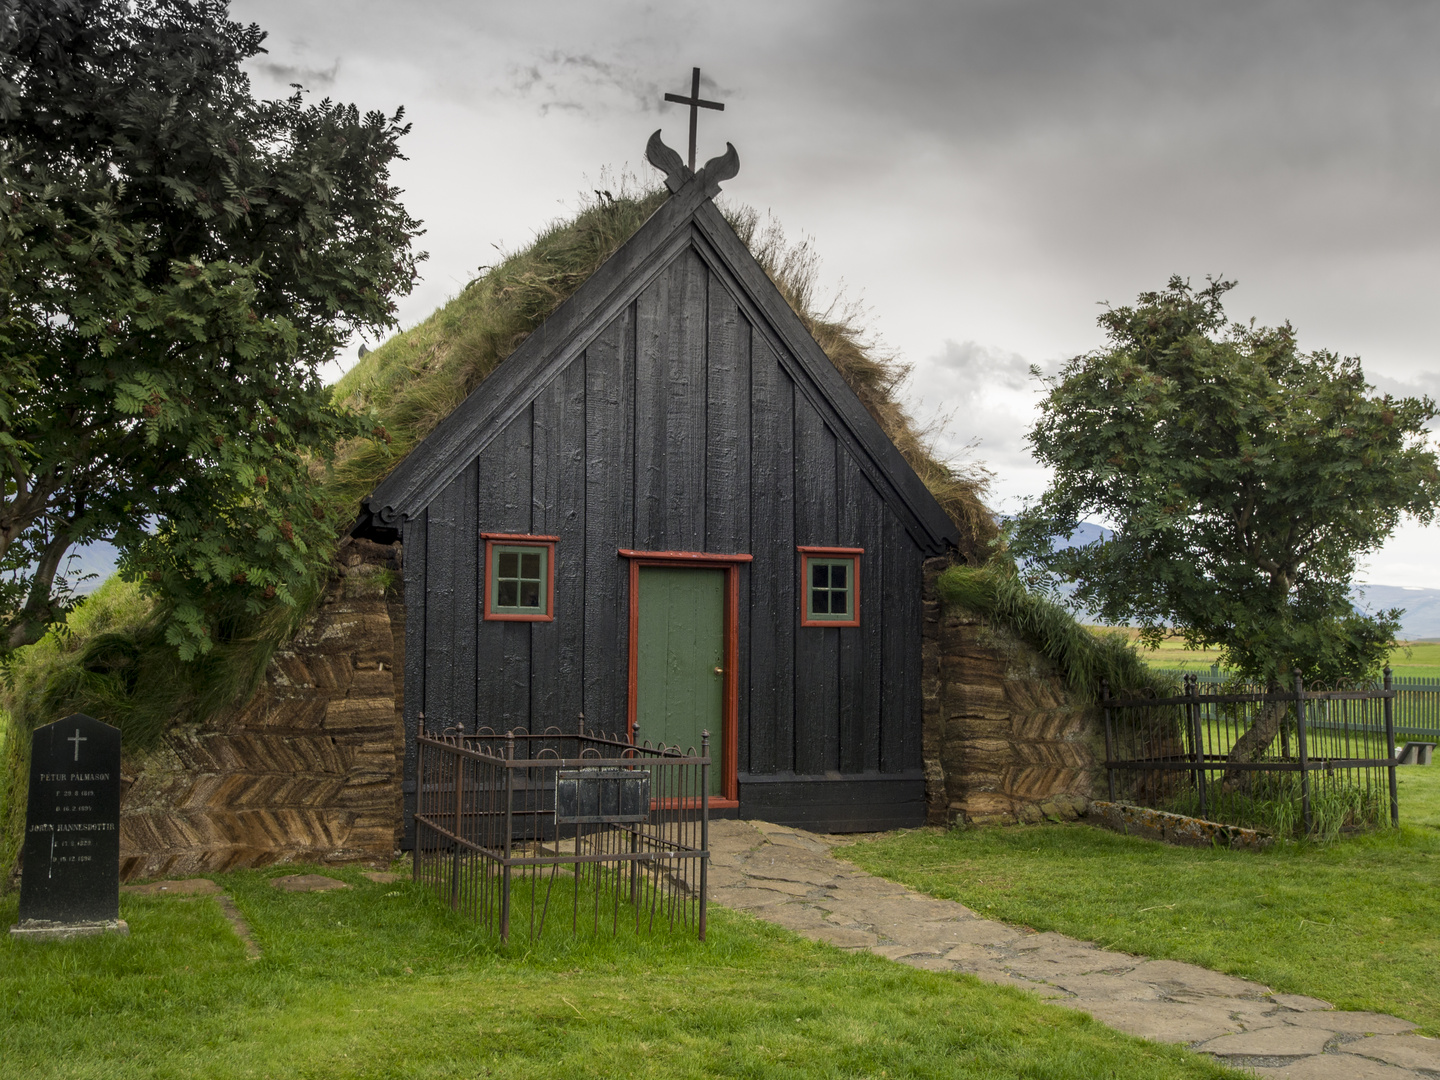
[11, 714, 126, 938]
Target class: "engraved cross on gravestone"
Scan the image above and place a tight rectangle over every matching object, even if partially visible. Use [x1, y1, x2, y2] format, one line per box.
[10, 714, 127, 940]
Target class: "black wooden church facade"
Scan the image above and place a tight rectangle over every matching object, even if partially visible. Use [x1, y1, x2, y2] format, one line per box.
[358, 135, 959, 838]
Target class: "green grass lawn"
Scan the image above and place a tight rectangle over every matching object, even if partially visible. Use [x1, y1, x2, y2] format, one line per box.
[1127, 637, 1440, 680]
[843, 766, 1440, 1039]
[0, 866, 1242, 1079]
[1398, 761, 1440, 827]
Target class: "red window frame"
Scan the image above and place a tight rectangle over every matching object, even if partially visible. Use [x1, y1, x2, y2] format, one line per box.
[482, 533, 559, 622]
[798, 546, 863, 628]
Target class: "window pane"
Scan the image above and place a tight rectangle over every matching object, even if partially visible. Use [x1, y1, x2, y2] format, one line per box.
[521, 552, 541, 579]
[831, 564, 847, 590]
[812, 564, 828, 588]
[498, 552, 518, 578]
[520, 581, 540, 608]
[812, 588, 829, 614]
[498, 580, 518, 606]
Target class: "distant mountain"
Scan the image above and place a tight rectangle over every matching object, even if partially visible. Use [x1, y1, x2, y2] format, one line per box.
[1052, 521, 1111, 549]
[1040, 522, 1440, 640]
[56, 540, 120, 597]
[1352, 584, 1440, 641]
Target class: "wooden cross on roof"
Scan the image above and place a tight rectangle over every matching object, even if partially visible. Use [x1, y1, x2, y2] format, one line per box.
[663, 67, 724, 171]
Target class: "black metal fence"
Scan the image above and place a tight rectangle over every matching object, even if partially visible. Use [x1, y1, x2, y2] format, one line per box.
[1159, 669, 1440, 744]
[413, 720, 710, 942]
[1101, 669, 1399, 839]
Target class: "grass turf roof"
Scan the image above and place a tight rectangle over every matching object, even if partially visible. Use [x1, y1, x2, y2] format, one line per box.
[328, 188, 999, 561]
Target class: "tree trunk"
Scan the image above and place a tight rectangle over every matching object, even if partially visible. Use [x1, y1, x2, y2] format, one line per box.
[1221, 682, 1286, 794]
[5, 532, 73, 652]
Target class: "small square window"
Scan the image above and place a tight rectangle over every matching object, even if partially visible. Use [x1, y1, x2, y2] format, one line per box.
[798, 548, 862, 627]
[483, 535, 557, 621]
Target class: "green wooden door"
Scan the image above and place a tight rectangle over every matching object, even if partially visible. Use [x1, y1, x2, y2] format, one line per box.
[636, 566, 724, 794]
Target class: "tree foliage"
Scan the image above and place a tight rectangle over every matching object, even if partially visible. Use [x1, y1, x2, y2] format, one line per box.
[1011, 277, 1439, 687]
[0, 0, 422, 657]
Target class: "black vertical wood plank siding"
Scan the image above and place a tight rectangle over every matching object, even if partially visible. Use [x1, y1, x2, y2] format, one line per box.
[879, 514, 924, 772]
[496, 409, 533, 730]
[705, 280, 749, 553]
[839, 451, 886, 774]
[424, 480, 457, 729]
[634, 249, 708, 551]
[793, 396, 838, 547]
[471, 437, 505, 731]
[897, 542, 925, 771]
[401, 510, 427, 847]
[793, 395, 840, 774]
[667, 249, 707, 551]
[452, 460, 479, 732]
[583, 312, 634, 733]
[736, 562, 752, 773]
[748, 336, 795, 773]
[529, 378, 560, 726]
[530, 356, 586, 733]
[618, 306, 638, 720]
[706, 297, 751, 769]
[632, 267, 668, 549]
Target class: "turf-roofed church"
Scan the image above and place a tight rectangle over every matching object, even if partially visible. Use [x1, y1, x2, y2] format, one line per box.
[354, 132, 960, 839]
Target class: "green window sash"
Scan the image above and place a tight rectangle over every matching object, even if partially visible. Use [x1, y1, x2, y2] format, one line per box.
[492, 545, 547, 615]
[806, 557, 854, 621]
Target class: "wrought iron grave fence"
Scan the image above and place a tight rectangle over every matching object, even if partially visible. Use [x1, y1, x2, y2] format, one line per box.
[1101, 669, 1399, 838]
[413, 720, 710, 942]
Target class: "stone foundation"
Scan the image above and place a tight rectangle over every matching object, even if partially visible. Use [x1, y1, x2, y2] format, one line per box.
[117, 540, 405, 880]
[922, 558, 1100, 826]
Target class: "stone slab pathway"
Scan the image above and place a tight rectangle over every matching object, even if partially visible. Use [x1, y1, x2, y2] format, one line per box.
[268, 873, 349, 893]
[709, 819, 1440, 1078]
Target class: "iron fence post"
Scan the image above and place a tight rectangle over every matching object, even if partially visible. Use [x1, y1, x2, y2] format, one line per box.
[627, 719, 639, 905]
[451, 750, 463, 912]
[1188, 674, 1207, 819]
[414, 714, 425, 884]
[700, 729, 710, 943]
[1101, 679, 1116, 803]
[502, 730, 514, 943]
[1294, 669, 1312, 836]
[1384, 664, 1399, 827]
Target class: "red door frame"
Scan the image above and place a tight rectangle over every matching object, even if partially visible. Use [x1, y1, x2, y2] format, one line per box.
[619, 549, 750, 808]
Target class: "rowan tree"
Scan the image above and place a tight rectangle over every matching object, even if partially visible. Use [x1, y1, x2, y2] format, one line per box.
[1011, 276, 1439, 748]
[0, 0, 423, 656]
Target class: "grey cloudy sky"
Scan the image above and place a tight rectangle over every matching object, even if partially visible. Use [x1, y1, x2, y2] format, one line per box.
[231, 0, 1440, 588]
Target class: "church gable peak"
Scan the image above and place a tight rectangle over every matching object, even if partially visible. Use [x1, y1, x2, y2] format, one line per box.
[646, 130, 740, 198]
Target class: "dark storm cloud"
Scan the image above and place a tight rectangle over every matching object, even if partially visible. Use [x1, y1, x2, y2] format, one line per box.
[509, 52, 667, 117]
[256, 58, 339, 88]
[788, 0, 1440, 149]
[788, 0, 1440, 244]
